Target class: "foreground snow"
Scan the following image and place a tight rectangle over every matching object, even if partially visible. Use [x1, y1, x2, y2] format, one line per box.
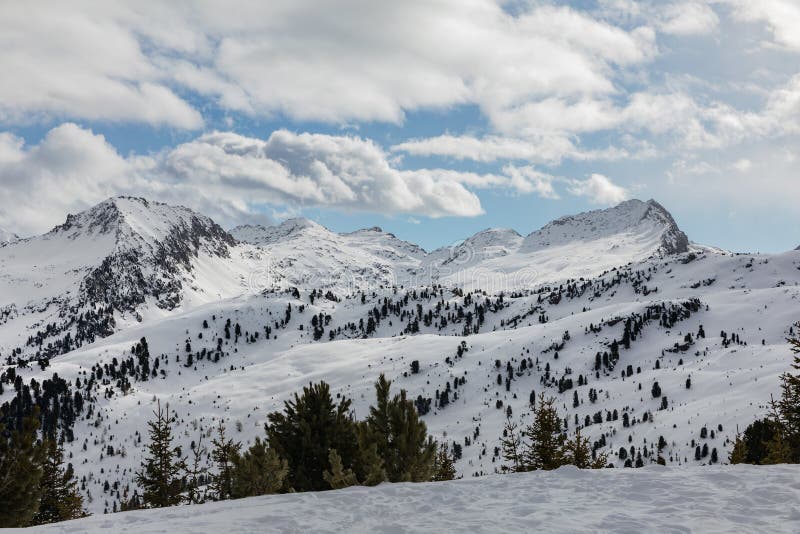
[27, 465, 800, 533]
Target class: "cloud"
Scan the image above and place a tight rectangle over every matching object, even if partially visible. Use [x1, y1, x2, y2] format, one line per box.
[730, 0, 800, 51]
[599, 0, 719, 36]
[164, 130, 487, 219]
[567, 174, 630, 205]
[732, 158, 752, 172]
[0, 124, 152, 234]
[0, 1, 653, 128]
[658, 2, 720, 36]
[1, 125, 578, 236]
[0, 3, 203, 129]
[391, 134, 635, 164]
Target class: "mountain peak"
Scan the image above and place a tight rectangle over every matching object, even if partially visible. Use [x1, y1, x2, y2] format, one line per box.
[231, 217, 331, 246]
[521, 198, 688, 255]
[0, 226, 18, 244]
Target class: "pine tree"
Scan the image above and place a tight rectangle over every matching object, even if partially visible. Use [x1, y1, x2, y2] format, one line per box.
[136, 401, 186, 508]
[729, 432, 748, 464]
[323, 449, 358, 489]
[500, 418, 523, 473]
[355, 431, 386, 486]
[361, 375, 436, 483]
[266, 381, 359, 492]
[0, 410, 45, 527]
[523, 393, 565, 470]
[211, 421, 241, 500]
[767, 330, 800, 462]
[562, 427, 607, 469]
[432, 443, 456, 481]
[185, 434, 207, 504]
[231, 437, 288, 497]
[31, 439, 85, 525]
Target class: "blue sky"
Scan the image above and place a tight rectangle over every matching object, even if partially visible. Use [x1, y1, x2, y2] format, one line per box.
[0, 1, 798, 252]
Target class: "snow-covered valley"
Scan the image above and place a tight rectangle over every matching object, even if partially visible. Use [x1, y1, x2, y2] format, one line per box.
[1, 196, 799, 517]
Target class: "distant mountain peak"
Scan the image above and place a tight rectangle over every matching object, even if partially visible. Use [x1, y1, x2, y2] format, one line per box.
[0, 226, 18, 244]
[521, 198, 688, 255]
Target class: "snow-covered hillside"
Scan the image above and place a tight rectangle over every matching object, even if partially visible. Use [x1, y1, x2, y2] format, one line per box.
[26, 465, 800, 533]
[1, 196, 799, 516]
[0, 226, 17, 244]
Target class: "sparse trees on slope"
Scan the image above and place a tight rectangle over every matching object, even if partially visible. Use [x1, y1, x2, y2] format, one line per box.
[136, 401, 186, 508]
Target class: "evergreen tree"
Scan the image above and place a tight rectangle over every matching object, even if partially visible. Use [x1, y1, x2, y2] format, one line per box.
[185, 435, 207, 504]
[323, 449, 358, 489]
[500, 418, 523, 473]
[767, 330, 800, 462]
[266, 382, 359, 492]
[740, 418, 780, 464]
[31, 439, 85, 525]
[231, 437, 288, 498]
[729, 432, 748, 464]
[0, 410, 45, 527]
[211, 421, 241, 500]
[136, 401, 186, 508]
[361, 375, 436, 483]
[523, 393, 565, 470]
[355, 431, 386, 486]
[561, 427, 607, 469]
[432, 443, 456, 481]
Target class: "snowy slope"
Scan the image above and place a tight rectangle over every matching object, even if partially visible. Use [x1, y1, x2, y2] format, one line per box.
[230, 219, 426, 290]
[2, 245, 800, 514]
[0, 226, 17, 244]
[26, 465, 800, 534]
[427, 200, 690, 290]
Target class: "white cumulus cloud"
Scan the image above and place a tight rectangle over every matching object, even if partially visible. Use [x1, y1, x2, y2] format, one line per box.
[567, 174, 630, 205]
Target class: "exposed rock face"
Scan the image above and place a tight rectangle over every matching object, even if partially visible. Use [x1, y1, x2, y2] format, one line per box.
[65, 197, 236, 311]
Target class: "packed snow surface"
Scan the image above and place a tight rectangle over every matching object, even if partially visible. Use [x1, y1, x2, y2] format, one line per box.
[25, 465, 800, 534]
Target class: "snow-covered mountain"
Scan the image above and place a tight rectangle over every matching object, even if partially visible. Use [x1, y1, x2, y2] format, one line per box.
[2, 195, 798, 516]
[520, 199, 688, 255]
[231, 219, 426, 290]
[427, 199, 689, 290]
[0, 197, 244, 358]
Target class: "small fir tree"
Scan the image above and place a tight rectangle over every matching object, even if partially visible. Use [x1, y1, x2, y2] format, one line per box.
[136, 401, 187, 508]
